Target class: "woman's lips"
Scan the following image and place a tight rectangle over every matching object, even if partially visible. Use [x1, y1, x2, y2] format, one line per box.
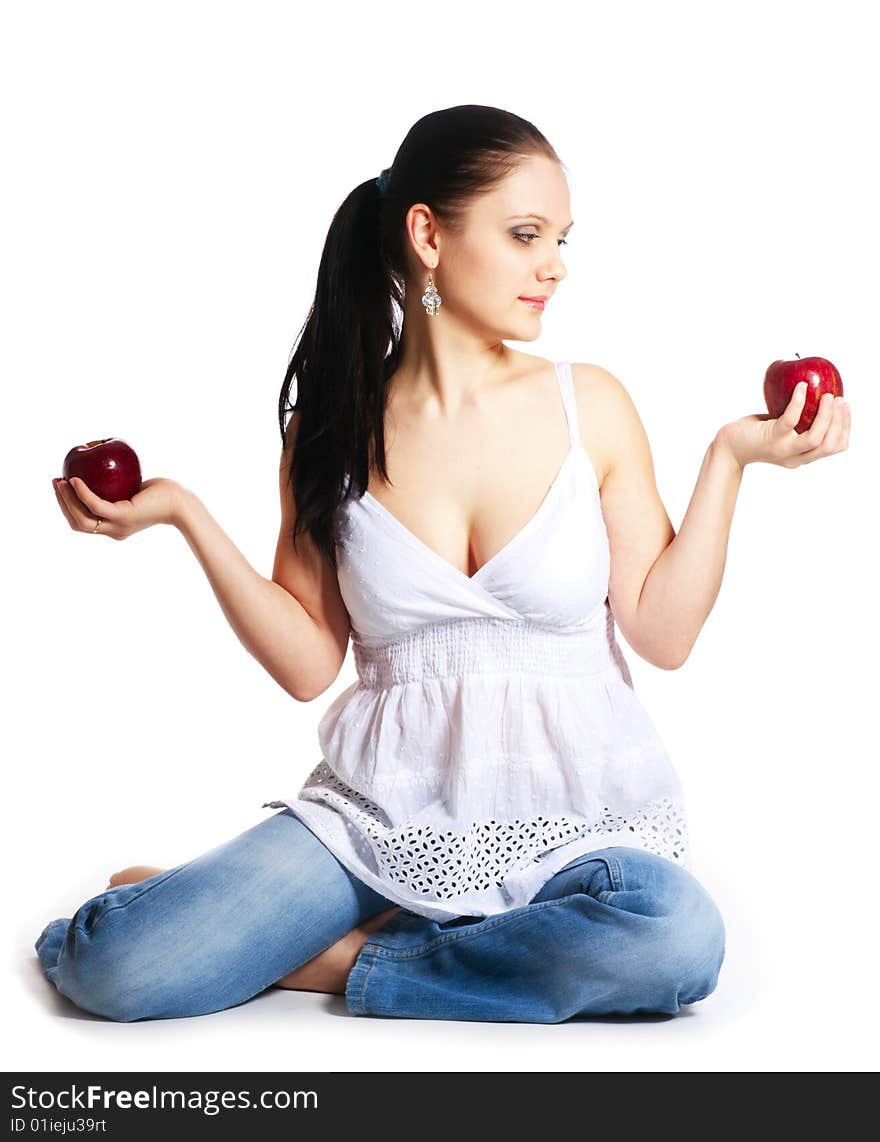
[518, 297, 546, 310]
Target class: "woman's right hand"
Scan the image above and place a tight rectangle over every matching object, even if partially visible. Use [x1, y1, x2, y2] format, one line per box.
[52, 475, 183, 540]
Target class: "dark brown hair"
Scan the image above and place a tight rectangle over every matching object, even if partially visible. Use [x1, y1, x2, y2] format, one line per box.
[277, 104, 563, 569]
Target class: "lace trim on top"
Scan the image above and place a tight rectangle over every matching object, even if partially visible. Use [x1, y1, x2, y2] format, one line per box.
[296, 759, 689, 902]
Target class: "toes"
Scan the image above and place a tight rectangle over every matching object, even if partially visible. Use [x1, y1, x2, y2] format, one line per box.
[106, 865, 165, 888]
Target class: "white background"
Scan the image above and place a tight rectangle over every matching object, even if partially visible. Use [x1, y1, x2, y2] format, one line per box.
[2, 0, 876, 1072]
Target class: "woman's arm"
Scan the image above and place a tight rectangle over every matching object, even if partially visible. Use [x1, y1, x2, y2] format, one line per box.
[172, 487, 340, 702]
[636, 386, 850, 669]
[633, 438, 743, 670]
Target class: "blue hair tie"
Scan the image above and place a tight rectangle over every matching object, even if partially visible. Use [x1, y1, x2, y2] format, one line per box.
[376, 167, 391, 194]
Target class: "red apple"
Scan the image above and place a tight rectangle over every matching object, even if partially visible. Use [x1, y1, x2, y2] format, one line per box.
[764, 354, 844, 434]
[61, 438, 142, 501]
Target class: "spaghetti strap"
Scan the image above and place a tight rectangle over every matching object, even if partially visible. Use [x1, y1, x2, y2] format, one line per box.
[554, 360, 580, 448]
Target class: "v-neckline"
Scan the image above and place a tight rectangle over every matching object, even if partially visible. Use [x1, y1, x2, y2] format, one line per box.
[359, 442, 585, 587]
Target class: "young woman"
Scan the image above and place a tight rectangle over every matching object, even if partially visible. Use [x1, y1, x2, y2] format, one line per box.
[38, 104, 849, 1024]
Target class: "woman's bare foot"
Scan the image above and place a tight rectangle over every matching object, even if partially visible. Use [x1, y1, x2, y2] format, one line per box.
[273, 905, 404, 995]
[105, 865, 165, 890]
[103, 864, 404, 996]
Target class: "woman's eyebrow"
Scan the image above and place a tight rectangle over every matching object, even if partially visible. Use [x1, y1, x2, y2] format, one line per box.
[507, 214, 574, 231]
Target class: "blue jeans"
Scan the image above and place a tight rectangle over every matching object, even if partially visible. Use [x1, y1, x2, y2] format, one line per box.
[35, 809, 725, 1023]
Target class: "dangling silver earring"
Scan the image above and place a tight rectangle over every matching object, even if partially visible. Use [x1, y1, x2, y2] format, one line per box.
[421, 271, 442, 317]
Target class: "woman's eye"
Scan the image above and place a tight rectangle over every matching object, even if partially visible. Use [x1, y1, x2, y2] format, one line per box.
[512, 232, 568, 246]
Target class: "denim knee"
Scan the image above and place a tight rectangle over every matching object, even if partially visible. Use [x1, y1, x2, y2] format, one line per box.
[49, 887, 185, 1022]
[51, 900, 141, 1022]
[607, 849, 726, 1005]
[653, 874, 726, 1003]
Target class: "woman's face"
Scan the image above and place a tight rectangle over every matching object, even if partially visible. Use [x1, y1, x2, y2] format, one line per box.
[410, 155, 573, 342]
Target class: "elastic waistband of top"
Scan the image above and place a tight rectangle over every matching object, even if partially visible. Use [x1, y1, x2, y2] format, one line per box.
[352, 616, 620, 688]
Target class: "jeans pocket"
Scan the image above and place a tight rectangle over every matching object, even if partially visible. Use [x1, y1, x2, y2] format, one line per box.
[541, 845, 620, 895]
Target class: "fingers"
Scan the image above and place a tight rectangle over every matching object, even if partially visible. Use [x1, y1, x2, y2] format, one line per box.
[824, 396, 850, 452]
[779, 381, 808, 430]
[52, 477, 106, 532]
[819, 395, 850, 455]
[789, 394, 850, 464]
[67, 475, 114, 519]
[835, 397, 851, 450]
[794, 389, 837, 452]
[53, 480, 77, 528]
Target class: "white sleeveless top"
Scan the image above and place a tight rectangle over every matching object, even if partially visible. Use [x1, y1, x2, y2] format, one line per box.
[263, 360, 690, 921]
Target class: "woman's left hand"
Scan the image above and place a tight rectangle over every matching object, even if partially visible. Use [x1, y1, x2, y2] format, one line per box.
[716, 382, 850, 469]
